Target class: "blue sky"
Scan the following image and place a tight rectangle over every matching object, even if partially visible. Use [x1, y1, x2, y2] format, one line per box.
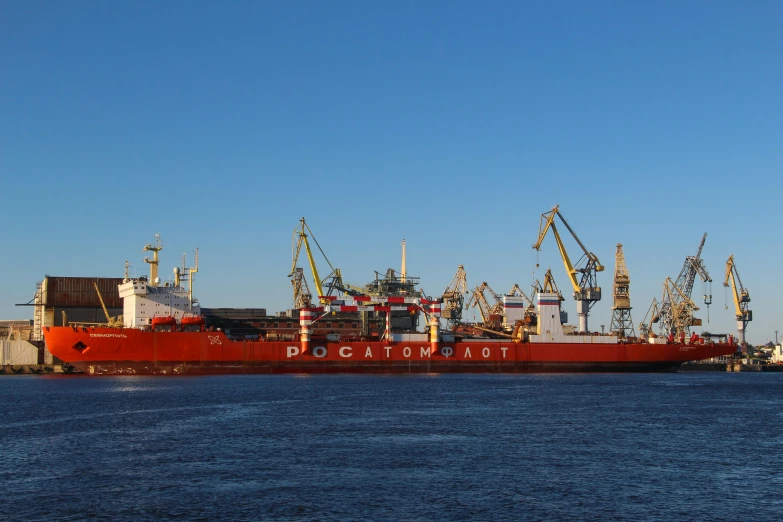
[1, 1, 781, 344]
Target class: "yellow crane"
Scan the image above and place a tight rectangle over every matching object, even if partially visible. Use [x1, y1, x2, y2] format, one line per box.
[441, 265, 468, 326]
[93, 281, 123, 327]
[465, 283, 494, 325]
[638, 298, 659, 339]
[290, 217, 347, 303]
[465, 282, 503, 327]
[533, 205, 604, 333]
[723, 255, 751, 347]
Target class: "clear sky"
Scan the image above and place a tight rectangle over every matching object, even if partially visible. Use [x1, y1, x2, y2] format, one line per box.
[1, 1, 781, 344]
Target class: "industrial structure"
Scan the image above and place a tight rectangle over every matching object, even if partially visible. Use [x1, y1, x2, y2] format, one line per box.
[723, 255, 751, 347]
[533, 205, 604, 333]
[441, 265, 468, 327]
[610, 244, 635, 338]
[652, 233, 712, 338]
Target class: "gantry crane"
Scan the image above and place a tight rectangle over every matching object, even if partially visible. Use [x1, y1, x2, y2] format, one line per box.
[441, 265, 468, 326]
[723, 255, 751, 346]
[610, 243, 635, 338]
[532, 205, 604, 333]
[655, 233, 712, 337]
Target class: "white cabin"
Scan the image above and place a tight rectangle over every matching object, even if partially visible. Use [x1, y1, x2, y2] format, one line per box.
[118, 278, 201, 328]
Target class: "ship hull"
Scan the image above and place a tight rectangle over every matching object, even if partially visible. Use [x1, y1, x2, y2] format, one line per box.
[43, 326, 738, 375]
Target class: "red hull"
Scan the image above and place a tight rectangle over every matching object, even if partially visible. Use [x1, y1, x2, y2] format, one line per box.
[43, 326, 738, 375]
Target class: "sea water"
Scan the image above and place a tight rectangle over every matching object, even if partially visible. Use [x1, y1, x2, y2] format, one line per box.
[1, 373, 781, 521]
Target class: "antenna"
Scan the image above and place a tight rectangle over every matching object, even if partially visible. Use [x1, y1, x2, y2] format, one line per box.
[401, 239, 406, 283]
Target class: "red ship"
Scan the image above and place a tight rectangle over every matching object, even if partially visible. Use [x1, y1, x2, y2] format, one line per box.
[42, 237, 737, 375]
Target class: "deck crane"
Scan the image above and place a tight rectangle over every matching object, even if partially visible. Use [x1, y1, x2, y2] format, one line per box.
[655, 233, 712, 337]
[507, 284, 534, 308]
[466, 282, 501, 327]
[723, 255, 751, 347]
[484, 284, 505, 316]
[93, 281, 122, 327]
[441, 265, 468, 327]
[638, 298, 660, 339]
[532, 205, 604, 333]
[289, 217, 353, 303]
[532, 268, 565, 301]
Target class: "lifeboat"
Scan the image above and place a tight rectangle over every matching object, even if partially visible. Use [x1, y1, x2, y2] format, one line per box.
[181, 316, 205, 326]
[151, 316, 177, 326]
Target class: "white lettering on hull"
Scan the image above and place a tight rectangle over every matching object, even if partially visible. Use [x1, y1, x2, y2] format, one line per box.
[89, 333, 128, 338]
[281, 344, 513, 361]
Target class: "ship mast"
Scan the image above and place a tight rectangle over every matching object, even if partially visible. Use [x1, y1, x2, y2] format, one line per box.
[401, 239, 406, 283]
[143, 234, 163, 286]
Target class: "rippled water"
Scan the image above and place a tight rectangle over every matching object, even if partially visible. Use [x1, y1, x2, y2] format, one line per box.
[1, 373, 781, 521]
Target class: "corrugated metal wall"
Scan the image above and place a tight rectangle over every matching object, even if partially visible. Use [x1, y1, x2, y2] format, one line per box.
[44, 277, 125, 307]
[54, 307, 123, 326]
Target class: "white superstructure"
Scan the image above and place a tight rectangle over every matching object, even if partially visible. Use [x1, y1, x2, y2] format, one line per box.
[117, 236, 201, 328]
[118, 278, 201, 328]
[529, 292, 617, 344]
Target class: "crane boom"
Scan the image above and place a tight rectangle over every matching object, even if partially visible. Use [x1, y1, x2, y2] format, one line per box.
[93, 281, 122, 327]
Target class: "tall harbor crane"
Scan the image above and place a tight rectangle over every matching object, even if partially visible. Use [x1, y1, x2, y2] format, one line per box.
[723, 255, 751, 346]
[290, 217, 350, 302]
[441, 265, 468, 327]
[533, 205, 604, 333]
[610, 243, 635, 338]
[655, 233, 712, 337]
